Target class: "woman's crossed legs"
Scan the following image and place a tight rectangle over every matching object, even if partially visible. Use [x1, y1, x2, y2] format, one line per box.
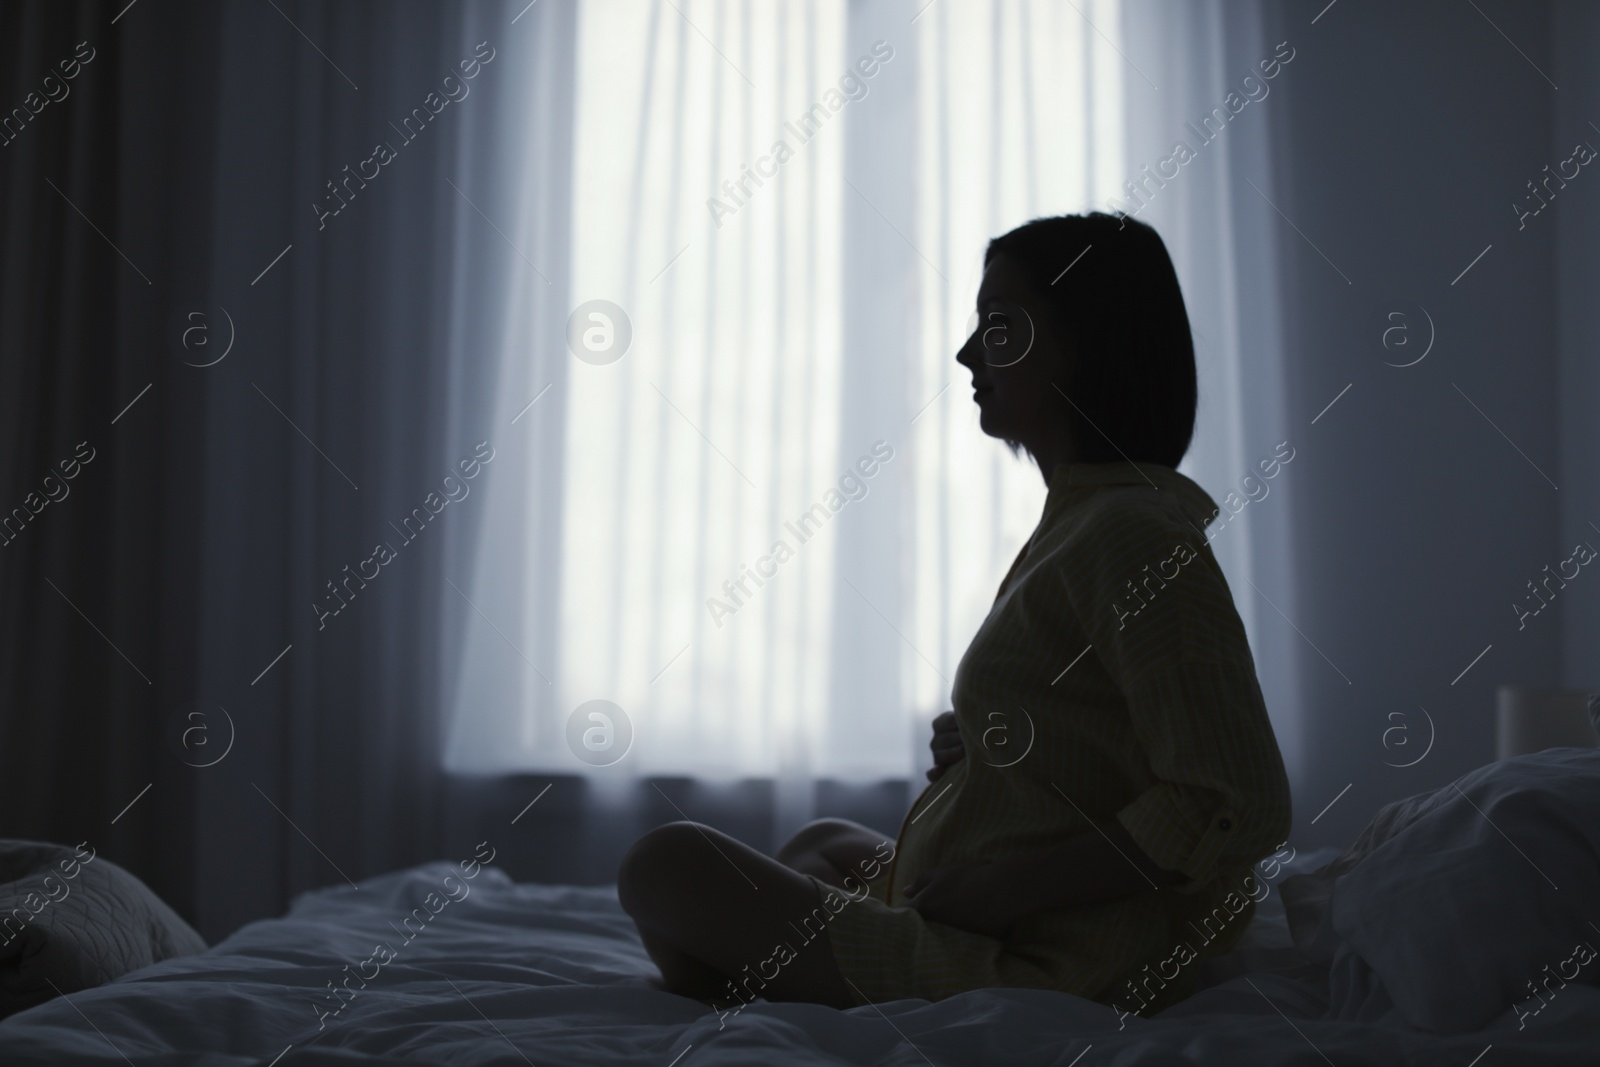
[617, 818, 892, 1009]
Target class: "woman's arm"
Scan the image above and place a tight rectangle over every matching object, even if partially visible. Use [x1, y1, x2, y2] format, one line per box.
[904, 819, 1183, 936]
[994, 817, 1186, 911]
[1062, 501, 1292, 895]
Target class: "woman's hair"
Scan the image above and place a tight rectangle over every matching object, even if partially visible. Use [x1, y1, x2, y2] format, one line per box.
[983, 211, 1197, 469]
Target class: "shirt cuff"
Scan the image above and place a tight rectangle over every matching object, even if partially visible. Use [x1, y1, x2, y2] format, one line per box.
[1115, 784, 1235, 894]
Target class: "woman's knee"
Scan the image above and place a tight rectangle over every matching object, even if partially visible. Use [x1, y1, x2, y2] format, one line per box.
[617, 821, 711, 919]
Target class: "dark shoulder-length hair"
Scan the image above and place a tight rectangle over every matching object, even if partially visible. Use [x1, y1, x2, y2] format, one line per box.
[984, 211, 1197, 469]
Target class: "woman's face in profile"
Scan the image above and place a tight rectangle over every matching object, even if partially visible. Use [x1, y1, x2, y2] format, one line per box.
[956, 253, 1073, 454]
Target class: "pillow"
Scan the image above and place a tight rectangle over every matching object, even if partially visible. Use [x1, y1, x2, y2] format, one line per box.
[1279, 748, 1600, 1033]
[0, 839, 207, 1018]
[1277, 784, 1452, 968]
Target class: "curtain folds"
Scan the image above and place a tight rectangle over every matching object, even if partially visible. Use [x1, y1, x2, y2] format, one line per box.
[188, 0, 573, 938]
[1, 0, 575, 940]
[0, 0, 219, 931]
[447, 0, 1137, 844]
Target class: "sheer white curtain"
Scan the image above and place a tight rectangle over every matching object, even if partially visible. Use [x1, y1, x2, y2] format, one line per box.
[449, 0, 1308, 808]
[1120, 0, 1305, 782]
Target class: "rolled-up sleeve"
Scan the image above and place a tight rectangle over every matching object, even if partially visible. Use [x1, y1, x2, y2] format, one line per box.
[1113, 662, 1292, 889]
[1063, 493, 1293, 892]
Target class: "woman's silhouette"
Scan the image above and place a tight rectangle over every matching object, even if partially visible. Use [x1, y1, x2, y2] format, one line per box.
[617, 211, 1293, 1020]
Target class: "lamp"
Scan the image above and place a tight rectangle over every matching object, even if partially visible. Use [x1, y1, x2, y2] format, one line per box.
[1494, 686, 1600, 760]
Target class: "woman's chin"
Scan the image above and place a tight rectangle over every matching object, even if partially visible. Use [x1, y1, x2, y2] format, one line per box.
[975, 409, 1006, 438]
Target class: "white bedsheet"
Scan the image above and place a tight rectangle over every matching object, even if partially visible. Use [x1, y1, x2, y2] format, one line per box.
[1, 841, 1595, 1066]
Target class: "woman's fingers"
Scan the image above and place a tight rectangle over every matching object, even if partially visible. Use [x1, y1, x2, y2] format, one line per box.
[930, 711, 965, 767]
[928, 711, 964, 779]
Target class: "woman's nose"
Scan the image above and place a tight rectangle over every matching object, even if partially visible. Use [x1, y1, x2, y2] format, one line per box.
[956, 328, 980, 369]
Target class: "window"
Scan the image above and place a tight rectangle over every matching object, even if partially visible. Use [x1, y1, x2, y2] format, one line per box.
[447, 0, 1125, 782]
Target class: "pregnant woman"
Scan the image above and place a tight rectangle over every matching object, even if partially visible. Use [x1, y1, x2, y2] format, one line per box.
[617, 211, 1293, 1020]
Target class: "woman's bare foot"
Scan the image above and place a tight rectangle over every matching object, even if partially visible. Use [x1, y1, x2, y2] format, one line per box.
[773, 818, 893, 889]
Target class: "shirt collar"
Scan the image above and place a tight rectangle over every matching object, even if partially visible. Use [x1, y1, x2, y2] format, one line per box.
[1043, 460, 1221, 532]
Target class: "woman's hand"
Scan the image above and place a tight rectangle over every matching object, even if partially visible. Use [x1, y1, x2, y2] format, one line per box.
[926, 710, 965, 782]
[902, 861, 1018, 938]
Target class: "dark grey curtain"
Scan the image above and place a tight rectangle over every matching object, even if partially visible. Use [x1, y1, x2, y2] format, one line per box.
[0, 0, 219, 930]
[187, 0, 568, 942]
[0, 0, 918, 948]
[0, 0, 576, 942]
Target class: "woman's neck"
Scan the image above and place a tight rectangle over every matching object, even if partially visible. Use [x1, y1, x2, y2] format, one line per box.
[1030, 436, 1079, 489]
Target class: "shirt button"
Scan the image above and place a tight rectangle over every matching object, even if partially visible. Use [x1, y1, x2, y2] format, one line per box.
[1218, 818, 1232, 831]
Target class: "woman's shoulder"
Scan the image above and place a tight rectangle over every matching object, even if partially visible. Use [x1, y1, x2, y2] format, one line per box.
[1055, 484, 1205, 553]
[1045, 462, 1218, 535]
[1024, 485, 1225, 612]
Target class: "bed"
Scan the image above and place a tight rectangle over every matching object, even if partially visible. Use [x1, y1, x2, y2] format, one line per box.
[3, 749, 1599, 1066]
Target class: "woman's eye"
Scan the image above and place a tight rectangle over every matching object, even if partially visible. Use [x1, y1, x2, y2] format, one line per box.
[982, 316, 1011, 345]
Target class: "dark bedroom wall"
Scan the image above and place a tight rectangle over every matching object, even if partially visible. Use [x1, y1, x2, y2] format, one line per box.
[1553, 0, 1600, 694]
[1261, 0, 1566, 847]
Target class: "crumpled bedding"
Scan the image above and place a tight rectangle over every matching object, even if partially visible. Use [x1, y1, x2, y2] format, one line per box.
[2, 755, 1600, 1064]
[0, 839, 207, 1018]
[1279, 746, 1600, 1033]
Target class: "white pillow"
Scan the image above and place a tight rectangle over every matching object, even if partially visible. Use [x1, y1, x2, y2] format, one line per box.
[0, 840, 207, 1017]
[1280, 748, 1600, 1033]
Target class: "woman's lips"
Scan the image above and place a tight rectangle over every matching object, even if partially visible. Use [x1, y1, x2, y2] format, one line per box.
[973, 385, 994, 401]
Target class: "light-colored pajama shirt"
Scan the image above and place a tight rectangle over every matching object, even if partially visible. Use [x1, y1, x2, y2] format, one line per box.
[813, 459, 1293, 1014]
